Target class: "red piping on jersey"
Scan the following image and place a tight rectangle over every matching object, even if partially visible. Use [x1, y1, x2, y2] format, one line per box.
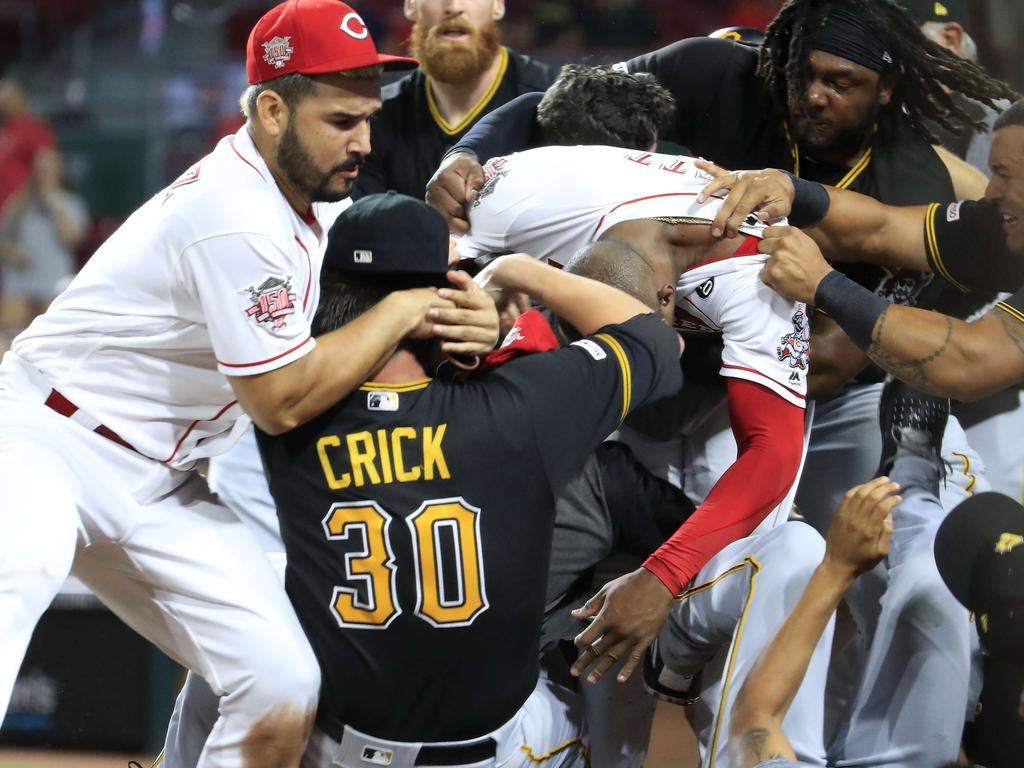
[294, 236, 312, 310]
[163, 400, 239, 465]
[229, 137, 267, 182]
[592, 192, 700, 239]
[721, 363, 805, 399]
[685, 235, 762, 273]
[300, 208, 318, 226]
[217, 335, 313, 368]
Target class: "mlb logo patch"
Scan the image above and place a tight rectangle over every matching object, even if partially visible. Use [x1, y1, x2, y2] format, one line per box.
[360, 745, 394, 765]
[354, 250, 373, 264]
[367, 391, 399, 412]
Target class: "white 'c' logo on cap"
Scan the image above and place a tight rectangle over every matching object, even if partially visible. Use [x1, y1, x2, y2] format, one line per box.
[340, 11, 369, 40]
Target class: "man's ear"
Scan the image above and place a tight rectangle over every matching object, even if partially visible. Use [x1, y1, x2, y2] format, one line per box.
[404, 0, 417, 23]
[256, 90, 289, 138]
[492, 0, 506, 22]
[942, 21, 965, 57]
[657, 283, 675, 309]
[877, 71, 898, 107]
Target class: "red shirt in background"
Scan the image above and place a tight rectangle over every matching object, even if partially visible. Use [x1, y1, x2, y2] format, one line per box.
[0, 113, 55, 209]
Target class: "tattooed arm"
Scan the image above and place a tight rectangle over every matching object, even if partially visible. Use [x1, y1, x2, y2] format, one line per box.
[864, 305, 1024, 401]
[731, 479, 899, 768]
[758, 226, 1024, 402]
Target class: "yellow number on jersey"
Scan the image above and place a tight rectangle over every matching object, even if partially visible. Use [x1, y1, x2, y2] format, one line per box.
[409, 498, 488, 627]
[323, 497, 488, 629]
[323, 501, 400, 628]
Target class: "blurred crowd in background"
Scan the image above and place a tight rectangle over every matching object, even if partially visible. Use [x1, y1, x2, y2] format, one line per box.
[0, 0, 1020, 343]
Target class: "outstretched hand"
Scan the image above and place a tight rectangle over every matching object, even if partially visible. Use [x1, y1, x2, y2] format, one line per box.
[824, 476, 901, 579]
[570, 567, 673, 684]
[695, 159, 796, 239]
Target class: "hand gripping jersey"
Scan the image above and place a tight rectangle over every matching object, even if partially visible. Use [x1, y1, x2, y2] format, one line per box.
[256, 314, 682, 743]
[457, 144, 808, 408]
[6, 127, 349, 470]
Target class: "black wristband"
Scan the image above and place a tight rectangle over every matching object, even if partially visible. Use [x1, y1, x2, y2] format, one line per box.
[784, 172, 831, 228]
[814, 270, 889, 350]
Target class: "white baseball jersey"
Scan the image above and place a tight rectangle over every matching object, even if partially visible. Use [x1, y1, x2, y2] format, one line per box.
[6, 126, 350, 469]
[457, 145, 808, 408]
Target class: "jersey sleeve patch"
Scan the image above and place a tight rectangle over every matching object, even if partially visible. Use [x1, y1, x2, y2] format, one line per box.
[570, 338, 607, 361]
[242, 274, 298, 330]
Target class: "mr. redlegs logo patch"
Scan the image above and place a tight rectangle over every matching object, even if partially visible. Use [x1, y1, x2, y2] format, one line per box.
[245, 276, 296, 329]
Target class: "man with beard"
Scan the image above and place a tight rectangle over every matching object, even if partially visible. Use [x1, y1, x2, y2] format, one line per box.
[351, 0, 554, 199]
[428, 0, 1012, 579]
[0, 2, 501, 768]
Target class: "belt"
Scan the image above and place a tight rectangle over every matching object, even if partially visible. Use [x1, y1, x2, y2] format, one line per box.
[44, 389, 139, 454]
[315, 710, 497, 766]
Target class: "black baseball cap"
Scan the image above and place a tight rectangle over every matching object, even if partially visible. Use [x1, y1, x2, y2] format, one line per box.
[934, 492, 1024, 661]
[708, 26, 766, 47]
[901, 0, 967, 24]
[323, 192, 450, 285]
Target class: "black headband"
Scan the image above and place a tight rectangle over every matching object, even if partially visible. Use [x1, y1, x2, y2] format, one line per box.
[806, 8, 896, 73]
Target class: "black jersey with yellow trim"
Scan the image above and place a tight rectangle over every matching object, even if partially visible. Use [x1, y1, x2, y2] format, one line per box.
[923, 198, 1024, 296]
[352, 47, 555, 201]
[257, 314, 680, 743]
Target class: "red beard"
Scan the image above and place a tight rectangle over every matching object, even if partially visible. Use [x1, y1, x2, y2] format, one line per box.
[410, 16, 502, 84]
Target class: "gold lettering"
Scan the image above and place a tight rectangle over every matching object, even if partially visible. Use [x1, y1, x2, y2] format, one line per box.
[391, 427, 420, 482]
[376, 429, 394, 484]
[346, 431, 381, 487]
[423, 424, 450, 480]
[316, 435, 351, 489]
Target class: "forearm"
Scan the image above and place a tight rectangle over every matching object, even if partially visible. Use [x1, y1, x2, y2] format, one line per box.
[643, 380, 804, 594]
[808, 189, 930, 271]
[231, 295, 415, 434]
[496, 254, 653, 335]
[732, 562, 850, 726]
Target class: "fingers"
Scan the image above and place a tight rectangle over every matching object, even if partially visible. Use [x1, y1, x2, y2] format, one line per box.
[426, 180, 468, 231]
[579, 638, 632, 684]
[616, 645, 647, 683]
[708, 175, 748, 237]
[431, 319, 499, 346]
[464, 165, 484, 206]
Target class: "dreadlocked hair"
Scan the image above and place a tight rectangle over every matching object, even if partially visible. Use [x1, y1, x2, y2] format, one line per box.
[756, 0, 1020, 145]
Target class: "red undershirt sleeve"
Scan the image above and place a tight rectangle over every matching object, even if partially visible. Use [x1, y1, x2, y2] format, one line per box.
[642, 378, 805, 595]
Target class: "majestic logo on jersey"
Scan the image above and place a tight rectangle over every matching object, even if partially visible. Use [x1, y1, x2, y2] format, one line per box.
[367, 391, 399, 412]
[696, 278, 715, 299]
[244, 276, 296, 329]
[474, 157, 509, 208]
[360, 745, 394, 765]
[777, 309, 810, 370]
[995, 532, 1024, 554]
[261, 36, 294, 70]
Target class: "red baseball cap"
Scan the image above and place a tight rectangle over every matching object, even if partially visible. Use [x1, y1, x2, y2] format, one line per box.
[246, 0, 417, 85]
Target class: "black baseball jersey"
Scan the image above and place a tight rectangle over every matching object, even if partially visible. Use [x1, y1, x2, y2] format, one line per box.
[918, 198, 1024, 325]
[352, 47, 555, 200]
[257, 314, 681, 742]
[455, 37, 953, 310]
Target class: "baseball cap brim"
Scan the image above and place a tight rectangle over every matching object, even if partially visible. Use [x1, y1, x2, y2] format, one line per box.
[302, 51, 418, 75]
[934, 492, 1024, 607]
